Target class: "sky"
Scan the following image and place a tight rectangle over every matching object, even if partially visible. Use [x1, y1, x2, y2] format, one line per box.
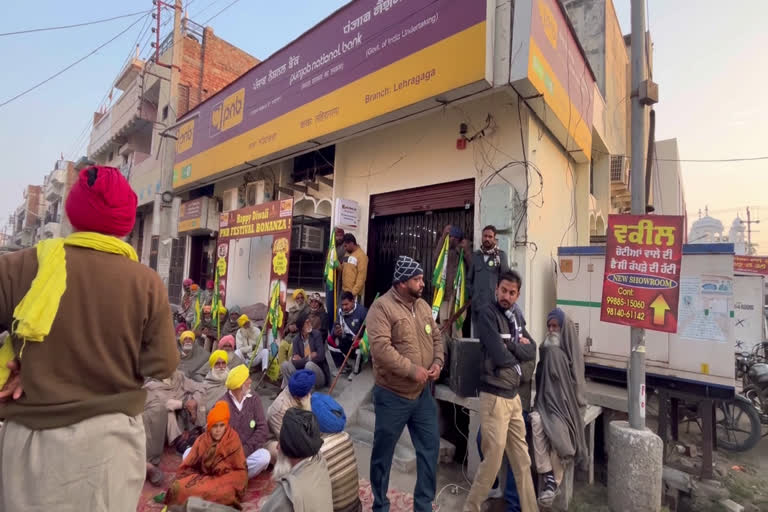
[0, 1, 766, 249]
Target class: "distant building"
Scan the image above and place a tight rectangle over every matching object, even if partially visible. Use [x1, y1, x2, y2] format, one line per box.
[41, 160, 78, 240]
[689, 207, 750, 255]
[11, 185, 44, 248]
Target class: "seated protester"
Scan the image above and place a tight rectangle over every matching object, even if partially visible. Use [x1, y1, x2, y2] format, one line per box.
[200, 279, 215, 307]
[261, 409, 334, 512]
[280, 313, 331, 390]
[165, 402, 248, 509]
[200, 350, 230, 417]
[267, 370, 315, 439]
[308, 292, 329, 341]
[143, 370, 204, 485]
[236, 314, 267, 371]
[330, 291, 368, 370]
[311, 393, 347, 434]
[530, 308, 588, 507]
[218, 335, 246, 369]
[221, 305, 242, 338]
[178, 330, 209, 382]
[195, 306, 216, 342]
[221, 365, 272, 478]
[282, 289, 310, 365]
[216, 304, 228, 329]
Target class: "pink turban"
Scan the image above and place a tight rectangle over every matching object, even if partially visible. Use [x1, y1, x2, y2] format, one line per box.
[65, 166, 137, 237]
[218, 335, 236, 350]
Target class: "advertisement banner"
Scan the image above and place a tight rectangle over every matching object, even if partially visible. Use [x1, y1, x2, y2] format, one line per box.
[174, 0, 489, 188]
[600, 214, 685, 333]
[216, 199, 293, 313]
[734, 255, 768, 276]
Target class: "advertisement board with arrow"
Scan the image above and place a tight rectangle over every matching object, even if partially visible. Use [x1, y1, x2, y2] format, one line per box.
[600, 214, 685, 333]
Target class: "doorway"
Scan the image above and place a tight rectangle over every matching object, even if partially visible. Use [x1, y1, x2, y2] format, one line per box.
[366, 179, 475, 306]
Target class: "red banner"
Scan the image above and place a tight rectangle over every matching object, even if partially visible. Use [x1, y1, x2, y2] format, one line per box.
[600, 214, 685, 333]
[734, 255, 768, 276]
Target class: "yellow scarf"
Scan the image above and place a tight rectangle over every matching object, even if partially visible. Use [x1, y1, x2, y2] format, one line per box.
[12, 232, 138, 345]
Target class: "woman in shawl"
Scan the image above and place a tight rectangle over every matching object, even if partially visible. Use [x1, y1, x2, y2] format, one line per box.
[165, 401, 248, 509]
[530, 308, 587, 507]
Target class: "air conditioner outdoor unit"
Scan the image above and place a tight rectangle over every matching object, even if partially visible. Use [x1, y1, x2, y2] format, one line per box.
[222, 188, 239, 212]
[291, 224, 325, 252]
[610, 155, 630, 186]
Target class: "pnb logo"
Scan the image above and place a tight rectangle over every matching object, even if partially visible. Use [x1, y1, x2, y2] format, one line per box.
[210, 88, 245, 135]
[176, 119, 195, 154]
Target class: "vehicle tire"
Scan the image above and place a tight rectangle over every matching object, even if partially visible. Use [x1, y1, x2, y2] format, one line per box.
[715, 396, 762, 452]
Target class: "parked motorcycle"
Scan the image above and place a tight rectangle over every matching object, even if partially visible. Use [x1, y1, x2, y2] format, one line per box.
[715, 347, 768, 452]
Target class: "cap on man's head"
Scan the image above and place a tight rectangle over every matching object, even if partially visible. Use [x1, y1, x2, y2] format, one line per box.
[292, 288, 306, 300]
[393, 255, 424, 284]
[218, 335, 236, 351]
[288, 369, 316, 397]
[209, 349, 229, 368]
[237, 314, 250, 328]
[449, 226, 464, 239]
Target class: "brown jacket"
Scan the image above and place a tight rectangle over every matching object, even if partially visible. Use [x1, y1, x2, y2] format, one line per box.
[0, 246, 178, 429]
[341, 246, 368, 297]
[367, 287, 444, 399]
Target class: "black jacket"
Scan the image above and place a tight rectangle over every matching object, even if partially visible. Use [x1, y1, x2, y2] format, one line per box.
[468, 249, 510, 311]
[476, 302, 536, 400]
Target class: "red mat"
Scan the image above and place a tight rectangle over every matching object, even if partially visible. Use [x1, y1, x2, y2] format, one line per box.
[136, 451, 418, 511]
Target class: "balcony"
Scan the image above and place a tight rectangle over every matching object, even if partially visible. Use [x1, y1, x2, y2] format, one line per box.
[128, 154, 162, 206]
[43, 221, 61, 239]
[45, 170, 66, 201]
[87, 80, 157, 159]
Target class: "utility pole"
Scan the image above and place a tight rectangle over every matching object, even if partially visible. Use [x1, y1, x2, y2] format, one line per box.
[151, 0, 183, 288]
[745, 207, 759, 254]
[628, 0, 648, 431]
[607, 2, 664, 511]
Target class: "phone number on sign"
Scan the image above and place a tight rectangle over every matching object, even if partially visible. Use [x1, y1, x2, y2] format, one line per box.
[604, 306, 646, 321]
[604, 296, 646, 309]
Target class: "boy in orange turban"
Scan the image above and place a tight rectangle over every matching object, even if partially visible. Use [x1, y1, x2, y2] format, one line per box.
[165, 401, 248, 508]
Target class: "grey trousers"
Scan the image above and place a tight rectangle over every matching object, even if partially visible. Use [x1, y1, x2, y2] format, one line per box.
[0, 413, 146, 512]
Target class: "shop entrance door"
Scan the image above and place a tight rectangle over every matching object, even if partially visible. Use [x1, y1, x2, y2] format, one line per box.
[366, 179, 475, 306]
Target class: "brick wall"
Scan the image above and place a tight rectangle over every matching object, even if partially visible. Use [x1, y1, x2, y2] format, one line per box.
[25, 186, 42, 229]
[178, 27, 259, 116]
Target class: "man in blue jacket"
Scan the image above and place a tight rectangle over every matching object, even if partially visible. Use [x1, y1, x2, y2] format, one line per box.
[331, 291, 368, 370]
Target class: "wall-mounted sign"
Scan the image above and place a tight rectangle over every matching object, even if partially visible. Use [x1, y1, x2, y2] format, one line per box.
[178, 197, 205, 232]
[218, 199, 294, 241]
[510, 0, 596, 162]
[734, 255, 768, 276]
[174, 0, 490, 188]
[334, 198, 360, 230]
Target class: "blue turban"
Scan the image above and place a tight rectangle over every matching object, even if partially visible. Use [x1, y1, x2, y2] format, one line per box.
[288, 369, 315, 397]
[547, 308, 565, 330]
[311, 392, 347, 433]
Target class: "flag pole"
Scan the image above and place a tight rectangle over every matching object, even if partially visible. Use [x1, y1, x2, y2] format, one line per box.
[328, 292, 379, 394]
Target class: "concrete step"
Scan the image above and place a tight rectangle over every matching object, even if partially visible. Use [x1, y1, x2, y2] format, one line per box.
[357, 402, 415, 449]
[346, 425, 417, 474]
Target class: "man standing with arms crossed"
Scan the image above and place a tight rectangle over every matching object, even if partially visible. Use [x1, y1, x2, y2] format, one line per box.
[0, 166, 179, 512]
[463, 271, 538, 512]
[366, 255, 444, 512]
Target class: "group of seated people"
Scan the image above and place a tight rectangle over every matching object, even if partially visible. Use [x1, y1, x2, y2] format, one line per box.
[146, 357, 343, 511]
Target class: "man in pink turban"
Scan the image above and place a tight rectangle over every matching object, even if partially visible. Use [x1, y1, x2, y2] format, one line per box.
[0, 166, 179, 512]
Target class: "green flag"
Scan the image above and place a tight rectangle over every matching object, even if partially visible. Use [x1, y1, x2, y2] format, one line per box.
[453, 248, 467, 331]
[431, 235, 449, 320]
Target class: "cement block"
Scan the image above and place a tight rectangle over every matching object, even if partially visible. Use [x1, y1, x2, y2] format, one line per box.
[356, 403, 414, 449]
[607, 421, 663, 512]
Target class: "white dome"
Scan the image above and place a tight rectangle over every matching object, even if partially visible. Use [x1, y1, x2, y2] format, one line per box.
[691, 215, 724, 233]
[730, 217, 745, 232]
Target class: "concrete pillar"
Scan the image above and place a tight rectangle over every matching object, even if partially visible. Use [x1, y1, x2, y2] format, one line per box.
[607, 420, 663, 512]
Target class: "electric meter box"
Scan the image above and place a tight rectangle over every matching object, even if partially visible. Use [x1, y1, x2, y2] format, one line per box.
[556, 243, 736, 396]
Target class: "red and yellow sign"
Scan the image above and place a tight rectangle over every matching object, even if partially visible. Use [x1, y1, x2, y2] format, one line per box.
[218, 199, 293, 241]
[600, 215, 685, 333]
[734, 255, 768, 276]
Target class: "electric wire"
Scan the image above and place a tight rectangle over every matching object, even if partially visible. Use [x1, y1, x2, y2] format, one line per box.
[0, 14, 148, 110]
[0, 9, 151, 37]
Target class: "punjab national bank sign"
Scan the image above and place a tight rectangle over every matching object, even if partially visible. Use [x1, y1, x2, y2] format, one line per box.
[174, 0, 491, 188]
